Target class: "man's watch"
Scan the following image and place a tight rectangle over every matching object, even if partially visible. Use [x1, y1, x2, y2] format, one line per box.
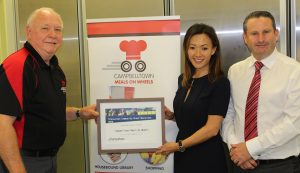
[177, 140, 185, 152]
[76, 109, 81, 119]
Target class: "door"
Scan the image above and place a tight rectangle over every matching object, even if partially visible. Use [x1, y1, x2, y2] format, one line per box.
[173, 0, 284, 73]
[296, 0, 300, 62]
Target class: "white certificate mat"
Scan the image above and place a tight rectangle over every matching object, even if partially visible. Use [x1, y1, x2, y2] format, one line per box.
[97, 98, 165, 153]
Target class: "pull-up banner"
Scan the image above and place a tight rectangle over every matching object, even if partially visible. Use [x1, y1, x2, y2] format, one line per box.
[87, 16, 180, 173]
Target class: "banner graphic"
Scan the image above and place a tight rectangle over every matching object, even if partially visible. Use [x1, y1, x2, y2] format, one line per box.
[87, 16, 180, 173]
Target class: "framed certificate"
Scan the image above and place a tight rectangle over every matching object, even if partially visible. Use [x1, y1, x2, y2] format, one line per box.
[97, 98, 165, 153]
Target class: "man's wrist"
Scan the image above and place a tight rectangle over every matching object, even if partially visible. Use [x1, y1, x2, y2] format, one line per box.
[245, 140, 261, 160]
[75, 109, 81, 119]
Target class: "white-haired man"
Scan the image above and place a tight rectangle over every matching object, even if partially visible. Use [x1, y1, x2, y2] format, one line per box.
[0, 8, 99, 173]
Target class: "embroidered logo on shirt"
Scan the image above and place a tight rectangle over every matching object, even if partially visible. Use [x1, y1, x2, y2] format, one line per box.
[61, 80, 66, 94]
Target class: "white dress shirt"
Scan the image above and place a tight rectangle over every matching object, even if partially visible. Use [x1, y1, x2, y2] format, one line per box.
[222, 48, 300, 160]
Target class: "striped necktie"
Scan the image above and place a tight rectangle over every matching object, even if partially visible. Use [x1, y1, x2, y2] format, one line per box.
[244, 61, 264, 141]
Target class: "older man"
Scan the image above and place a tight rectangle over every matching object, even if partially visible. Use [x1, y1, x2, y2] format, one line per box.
[0, 8, 99, 173]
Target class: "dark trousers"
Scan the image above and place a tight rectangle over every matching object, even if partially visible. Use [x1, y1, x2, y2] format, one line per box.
[0, 159, 8, 173]
[23, 155, 57, 173]
[232, 156, 300, 173]
[0, 155, 57, 173]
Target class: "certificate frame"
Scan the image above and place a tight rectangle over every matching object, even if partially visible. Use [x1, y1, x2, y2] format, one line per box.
[97, 97, 165, 153]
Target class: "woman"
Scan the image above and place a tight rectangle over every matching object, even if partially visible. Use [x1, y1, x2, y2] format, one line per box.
[157, 23, 230, 173]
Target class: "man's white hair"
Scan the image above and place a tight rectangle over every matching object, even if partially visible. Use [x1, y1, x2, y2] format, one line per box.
[26, 7, 63, 28]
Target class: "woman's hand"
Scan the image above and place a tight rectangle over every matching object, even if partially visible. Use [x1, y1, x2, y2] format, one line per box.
[156, 142, 178, 155]
[164, 106, 174, 120]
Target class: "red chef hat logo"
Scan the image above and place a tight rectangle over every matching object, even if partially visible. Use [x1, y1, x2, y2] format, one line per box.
[120, 40, 147, 60]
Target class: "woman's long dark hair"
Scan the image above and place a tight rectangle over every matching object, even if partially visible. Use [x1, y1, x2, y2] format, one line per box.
[182, 23, 223, 89]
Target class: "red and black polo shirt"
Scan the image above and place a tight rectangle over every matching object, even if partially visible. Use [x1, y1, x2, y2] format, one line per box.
[0, 42, 67, 150]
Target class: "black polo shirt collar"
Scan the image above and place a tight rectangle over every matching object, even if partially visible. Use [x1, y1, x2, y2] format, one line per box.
[24, 41, 59, 69]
